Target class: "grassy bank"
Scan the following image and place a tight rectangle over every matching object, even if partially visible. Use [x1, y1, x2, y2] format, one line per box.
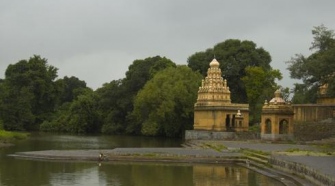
[0, 130, 29, 144]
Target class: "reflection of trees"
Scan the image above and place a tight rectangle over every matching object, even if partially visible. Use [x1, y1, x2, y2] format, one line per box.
[0, 158, 284, 186]
[0, 158, 95, 186]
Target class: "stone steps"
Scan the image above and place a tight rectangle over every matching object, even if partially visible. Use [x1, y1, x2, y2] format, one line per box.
[242, 149, 270, 166]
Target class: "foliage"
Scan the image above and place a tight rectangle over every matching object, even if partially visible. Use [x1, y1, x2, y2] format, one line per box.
[290, 83, 318, 104]
[241, 67, 282, 123]
[131, 66, 202, 137]
[40, 103, 71, 133]
[56, 76, 88, 105]
[0, 130, 29, 142]
[95, 56, 177, 135]
[279, 87, 291, 102]
[41, 89, 101, 134]
[248, 124, 260, 132]
[0, 55, 59, 131]
[66, 91, 101, 133]
[287, 25, 335, 103]
[124, 56, 176, 94]
[95, 80, 126, 134]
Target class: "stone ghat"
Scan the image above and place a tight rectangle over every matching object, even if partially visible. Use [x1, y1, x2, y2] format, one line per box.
[270, 156, 335, 186]
[10, 148, 244, 163]
[10, 147, 315, 186]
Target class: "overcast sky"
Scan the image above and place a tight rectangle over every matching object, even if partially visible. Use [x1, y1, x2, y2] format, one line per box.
[1, 0, 335, 90]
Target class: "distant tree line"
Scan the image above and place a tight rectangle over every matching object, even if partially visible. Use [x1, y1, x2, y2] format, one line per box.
[1, 25, 332, 137]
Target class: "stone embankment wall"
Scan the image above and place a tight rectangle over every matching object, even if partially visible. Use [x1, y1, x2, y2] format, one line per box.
[293, 121, 335, 141]
[184, 130, 260, 140]
[269, 157, 335, 186]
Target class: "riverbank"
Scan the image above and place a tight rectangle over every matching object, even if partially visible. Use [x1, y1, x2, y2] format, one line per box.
[0, 130, 29, 147]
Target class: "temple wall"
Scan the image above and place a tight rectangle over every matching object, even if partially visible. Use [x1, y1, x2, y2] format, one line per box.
[185, 130, 259, 140]
[292, 104, 335, 122]
[194, 105, 249, 132]
[317, 97, 335, 104]
[185, 130, 236, 140]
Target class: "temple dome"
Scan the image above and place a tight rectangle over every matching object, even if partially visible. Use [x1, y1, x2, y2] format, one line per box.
[269, 89, 286, 104]
[209, 58, 220, 68]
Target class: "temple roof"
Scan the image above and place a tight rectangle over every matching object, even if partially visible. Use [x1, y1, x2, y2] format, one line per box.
[195, 58, 231, 106]
[269, 89, 286, 104]
[209, 58, 220, 68]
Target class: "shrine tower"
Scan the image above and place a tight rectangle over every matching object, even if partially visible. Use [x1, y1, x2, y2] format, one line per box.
[193, 59, 249, 132]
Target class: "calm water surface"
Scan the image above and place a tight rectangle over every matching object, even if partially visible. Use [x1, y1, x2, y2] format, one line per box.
[0, 133, 284, 186]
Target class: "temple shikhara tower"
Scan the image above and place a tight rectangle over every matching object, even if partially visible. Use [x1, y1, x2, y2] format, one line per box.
[193, 59, 249, 132]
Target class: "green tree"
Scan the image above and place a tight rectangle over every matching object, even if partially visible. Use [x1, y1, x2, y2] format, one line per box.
[56, 76, 88, 105]
[95, 56, 176, 135]
[279, 87, 291, 102]
[287, 25, 335, 103]
[1, 55, 59, 130]
[188, 39, 272, 104]
[241, 67, 282, 123]
[67, 91, 101, 134]
[132, 66, 202, 137]
[95, 80, 126, 134]
[124, 56, 176, 94]
[39, 76, 91, 133]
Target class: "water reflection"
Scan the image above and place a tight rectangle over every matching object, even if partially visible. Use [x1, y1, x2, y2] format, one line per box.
[193, 164, 282, 186]
[0, 134, 283, 186]
[50, 162, 284, 186]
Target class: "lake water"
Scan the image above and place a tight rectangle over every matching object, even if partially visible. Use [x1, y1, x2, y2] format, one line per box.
[0, 133, 284, 186]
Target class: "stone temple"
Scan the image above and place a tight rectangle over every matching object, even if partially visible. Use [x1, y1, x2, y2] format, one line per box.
[260, 89, 294, 140]
[186, 59, 249, 140]
[185, 58, 335, 141]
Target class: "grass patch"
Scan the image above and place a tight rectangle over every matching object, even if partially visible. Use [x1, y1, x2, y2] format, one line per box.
[0, 130, 29, 143]
[248, 125, 260, 132]
[243, 149, 270, 156]
[280, 148, 334, 156]
[142, 153, 158, 157]
[202, 142, 227, 152]
[285, 148, 301, 153]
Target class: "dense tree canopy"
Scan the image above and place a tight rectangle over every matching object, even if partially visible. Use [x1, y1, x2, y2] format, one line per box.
[56, 76, 88, 105]
[132, 66, 203, 137]
[0, 40, 286, 135]
[287, 25, 335, 103]
[241, 67, 282, 123]
[95, 79, 126, 134]
[0, 56, 59, 130]
[95, 56, 177, 135]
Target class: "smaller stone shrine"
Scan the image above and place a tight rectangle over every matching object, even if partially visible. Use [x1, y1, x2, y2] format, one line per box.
[261, 89, 294, 140]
